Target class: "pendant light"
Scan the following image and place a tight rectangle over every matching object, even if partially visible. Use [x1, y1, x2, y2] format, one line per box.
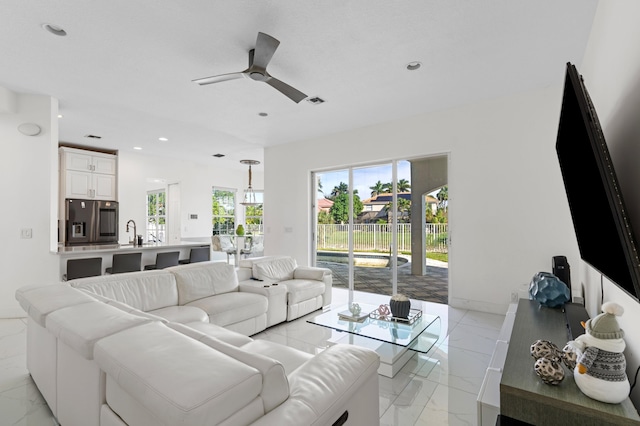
[239, 159, 261, 206]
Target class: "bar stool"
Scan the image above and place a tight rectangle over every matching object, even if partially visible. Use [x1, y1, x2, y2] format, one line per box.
[105, 253, 142, 274]
[178, 246, 210, 264]
[144, 251, 180, 270]
[65, 257, 102, 281]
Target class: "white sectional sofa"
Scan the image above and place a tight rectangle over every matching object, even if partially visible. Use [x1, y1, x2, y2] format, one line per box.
[16, 259, 379, 426]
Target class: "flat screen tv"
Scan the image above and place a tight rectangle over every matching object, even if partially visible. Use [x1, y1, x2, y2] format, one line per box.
[556, 62, 640, 301]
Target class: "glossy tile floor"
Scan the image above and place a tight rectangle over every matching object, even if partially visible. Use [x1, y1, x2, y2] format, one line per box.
[0, 288, 505, 425]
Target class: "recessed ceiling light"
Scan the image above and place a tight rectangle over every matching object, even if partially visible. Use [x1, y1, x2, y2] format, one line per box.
[158, 137, 168, 141]
[57, 114, 63, 118]
[42, 23, 67, 37]
[406, 61, 422, 71]
[258, 112, 268, 117]
[84, 134, 102, 139]
[133, 147, 142, 150]
[212, 153, 225, 158]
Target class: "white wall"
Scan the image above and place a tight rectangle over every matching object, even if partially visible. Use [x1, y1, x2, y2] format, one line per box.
[578, 0, 640, 406]
[0, 91, 59, 317]
[115, 151, 263, 260]
[265, 86, 579, 315]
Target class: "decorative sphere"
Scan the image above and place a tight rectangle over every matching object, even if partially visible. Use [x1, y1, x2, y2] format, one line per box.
[561, 344, 577, 370]
[530, 339, 561, 361]
[529, 272, 570, 308]
[534, 357, 565, 385]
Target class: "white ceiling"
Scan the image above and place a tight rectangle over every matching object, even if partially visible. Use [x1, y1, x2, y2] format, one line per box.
[0, 1, 598, 172]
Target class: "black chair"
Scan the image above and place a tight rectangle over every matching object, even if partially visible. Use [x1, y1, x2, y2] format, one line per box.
[178, 246, 211, 264]
[144, 251, 180, 270]
[65, 257, 102, 281]
[105, 252, 142, 274]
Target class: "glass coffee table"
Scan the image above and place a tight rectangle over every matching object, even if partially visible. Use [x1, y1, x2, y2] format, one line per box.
[307, 303, 441, 377]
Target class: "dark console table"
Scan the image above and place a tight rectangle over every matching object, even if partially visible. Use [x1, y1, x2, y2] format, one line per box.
[500, 299, 640, 425]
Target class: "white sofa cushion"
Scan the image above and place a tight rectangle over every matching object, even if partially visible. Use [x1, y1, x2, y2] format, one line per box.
[241, 339, 313, 376]
[167, 321, 253, 347]
[15, 283, 97, 327]
[238, 255, 290, 269]
[69, 270, 178, 312]
[148, 305, 209, 323]
[283, 279, 326, 304]
[196, 335, 289, 413]
[252, 257, 297, 281]
[168, 261, 239, 305]
[46, 301, 151, 360]
[294, 266, 330, 281]
[95, 322, 262, 425]
[186, 292, 268, 327]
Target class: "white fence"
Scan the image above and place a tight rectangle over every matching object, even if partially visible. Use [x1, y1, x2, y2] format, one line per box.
[316, 223, 448, 253]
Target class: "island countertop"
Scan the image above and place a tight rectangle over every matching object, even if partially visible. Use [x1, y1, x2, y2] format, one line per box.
[57, 240, 209, 255]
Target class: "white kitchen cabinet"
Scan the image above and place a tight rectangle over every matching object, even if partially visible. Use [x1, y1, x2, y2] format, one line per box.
[65, 170, 116, 200]
[60, 147, 117, 200]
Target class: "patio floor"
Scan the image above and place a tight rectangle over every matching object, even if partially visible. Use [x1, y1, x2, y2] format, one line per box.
[316, 258, 449, 305]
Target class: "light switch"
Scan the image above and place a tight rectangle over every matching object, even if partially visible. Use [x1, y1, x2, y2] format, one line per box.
[21, 228, 32, 239]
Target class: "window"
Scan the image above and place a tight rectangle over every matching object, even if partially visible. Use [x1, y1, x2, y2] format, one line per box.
[212, 187, 236, 235]
[244, 190, 264, 234]
[146, 190, 166, 242]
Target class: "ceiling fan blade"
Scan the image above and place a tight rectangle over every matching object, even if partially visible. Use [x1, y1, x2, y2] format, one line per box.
[266, 76, 308, 103]
[253, 32, 280, 70]
[192, 72, 246, 86]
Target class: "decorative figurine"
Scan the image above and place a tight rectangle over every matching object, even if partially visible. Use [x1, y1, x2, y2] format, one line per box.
[349, 303, 361, 316]
[378, 304, 391, 319]
[528, 271, 570, 308]
[567, 302, 630, 404]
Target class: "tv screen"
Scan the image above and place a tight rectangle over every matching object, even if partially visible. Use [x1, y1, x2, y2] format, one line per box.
[556, 62, 640, 301]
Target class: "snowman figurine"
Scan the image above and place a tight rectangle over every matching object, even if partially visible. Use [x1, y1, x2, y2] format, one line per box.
[568, 302, 630, 404]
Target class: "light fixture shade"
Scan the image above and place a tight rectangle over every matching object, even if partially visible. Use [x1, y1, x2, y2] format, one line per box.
[239, 159, 261, 206]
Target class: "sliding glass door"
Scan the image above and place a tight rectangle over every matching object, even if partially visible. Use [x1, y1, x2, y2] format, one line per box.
[314, 161, 411, 297]
[313, 155, 449, 304]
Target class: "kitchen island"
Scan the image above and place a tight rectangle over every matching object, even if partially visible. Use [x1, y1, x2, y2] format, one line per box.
[57, 241, 211, 279]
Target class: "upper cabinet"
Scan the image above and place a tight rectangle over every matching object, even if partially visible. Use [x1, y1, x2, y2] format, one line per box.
[60, 147, 117, 200]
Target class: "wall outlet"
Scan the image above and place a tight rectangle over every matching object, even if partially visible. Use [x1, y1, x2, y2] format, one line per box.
[511, 292, 519, 303]
[20, 228, 32, 239]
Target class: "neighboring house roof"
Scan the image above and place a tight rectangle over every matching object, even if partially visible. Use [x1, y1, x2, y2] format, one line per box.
[317, 198, 334, 212]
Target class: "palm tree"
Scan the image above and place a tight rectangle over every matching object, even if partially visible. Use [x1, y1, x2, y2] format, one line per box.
[369, 180, 385, 197]
[330, 182, 349, 199]
[382, 182, 393, 194]
[397, 179, 411, 192]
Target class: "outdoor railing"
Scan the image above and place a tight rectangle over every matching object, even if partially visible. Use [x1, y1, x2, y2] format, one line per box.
[317, 223, 448, 253]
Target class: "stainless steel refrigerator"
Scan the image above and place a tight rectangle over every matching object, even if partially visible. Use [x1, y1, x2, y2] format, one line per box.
[65, 199, 119, 245]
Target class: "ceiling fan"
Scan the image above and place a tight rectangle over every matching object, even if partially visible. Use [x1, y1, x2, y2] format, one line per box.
[193, 32, 308, 103]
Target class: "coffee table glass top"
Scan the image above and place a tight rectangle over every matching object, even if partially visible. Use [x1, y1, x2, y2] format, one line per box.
[307, 303, 441, 353]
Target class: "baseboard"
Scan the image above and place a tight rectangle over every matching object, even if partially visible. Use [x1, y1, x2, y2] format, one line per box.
[0, 304, 27, 319]
[449, 297, 509, 315]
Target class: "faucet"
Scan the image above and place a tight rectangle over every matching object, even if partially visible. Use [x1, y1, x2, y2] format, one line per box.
[126, 220, 137, 245]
